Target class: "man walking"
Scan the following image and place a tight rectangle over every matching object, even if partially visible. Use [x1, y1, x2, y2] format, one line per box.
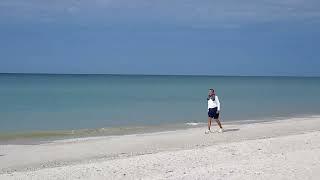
[205, 89, 223, 134]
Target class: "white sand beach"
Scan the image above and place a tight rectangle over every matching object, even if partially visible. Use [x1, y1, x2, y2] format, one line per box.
[1, 116, 320, 180]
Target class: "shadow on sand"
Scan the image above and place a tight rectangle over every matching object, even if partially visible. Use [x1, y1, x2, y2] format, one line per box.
[223, 128, 240, 132]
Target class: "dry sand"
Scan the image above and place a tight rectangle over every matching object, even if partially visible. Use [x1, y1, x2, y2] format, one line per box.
[1, 116, 320, 180]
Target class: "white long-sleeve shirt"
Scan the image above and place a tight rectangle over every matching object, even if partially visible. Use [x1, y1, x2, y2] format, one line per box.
[207, 95, 221, 111]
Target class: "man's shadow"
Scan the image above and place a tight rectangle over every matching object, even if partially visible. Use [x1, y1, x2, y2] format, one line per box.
[223, 128, 240, 132]
[0, 154, 5, 157]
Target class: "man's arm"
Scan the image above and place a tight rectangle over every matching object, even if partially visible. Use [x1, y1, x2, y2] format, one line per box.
[216, 96, 221, 112]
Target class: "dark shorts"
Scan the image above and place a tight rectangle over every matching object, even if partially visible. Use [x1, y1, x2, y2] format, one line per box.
[208, 107, 219, 119]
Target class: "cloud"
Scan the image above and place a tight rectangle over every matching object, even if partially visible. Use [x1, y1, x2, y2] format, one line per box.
[1, 0, 320, 27]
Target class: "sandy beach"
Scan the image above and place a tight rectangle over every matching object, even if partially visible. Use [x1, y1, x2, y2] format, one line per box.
[1, 116, 320, 180]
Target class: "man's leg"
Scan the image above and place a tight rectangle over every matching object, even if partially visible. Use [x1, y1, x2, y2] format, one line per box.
[215, 118, 223, 129]
[208, 117, 212, 130]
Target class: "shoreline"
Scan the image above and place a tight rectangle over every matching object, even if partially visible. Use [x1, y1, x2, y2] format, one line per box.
[1, 114, 319, 145]
[0, 116, 320, 178]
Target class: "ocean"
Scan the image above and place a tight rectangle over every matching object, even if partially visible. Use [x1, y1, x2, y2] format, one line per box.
[1, 74, 320, 141]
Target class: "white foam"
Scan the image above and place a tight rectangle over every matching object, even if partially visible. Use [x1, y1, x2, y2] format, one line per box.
[186, 122, 200, 126]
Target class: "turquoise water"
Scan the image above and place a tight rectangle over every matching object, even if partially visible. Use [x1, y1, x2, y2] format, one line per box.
[1, 74, 320, 138]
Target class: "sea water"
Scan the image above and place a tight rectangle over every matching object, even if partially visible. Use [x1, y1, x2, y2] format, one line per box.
[1, 74, 320, 140]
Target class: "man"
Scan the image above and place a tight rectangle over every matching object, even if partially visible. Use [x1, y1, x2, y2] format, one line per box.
[205, 89, 223, 134]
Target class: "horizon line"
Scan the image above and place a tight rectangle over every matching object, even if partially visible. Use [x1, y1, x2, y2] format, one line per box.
[0, 72, 319, 78]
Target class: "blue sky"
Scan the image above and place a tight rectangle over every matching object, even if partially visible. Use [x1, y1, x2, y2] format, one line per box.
[0, 0, 320, 76]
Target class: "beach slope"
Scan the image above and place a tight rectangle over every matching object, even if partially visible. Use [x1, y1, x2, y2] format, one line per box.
[1, 116, 320, 180]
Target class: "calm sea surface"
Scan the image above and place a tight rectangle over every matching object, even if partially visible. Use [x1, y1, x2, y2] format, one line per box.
[1, 74, 319, 141]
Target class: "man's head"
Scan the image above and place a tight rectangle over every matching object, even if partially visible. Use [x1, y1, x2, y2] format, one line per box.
[209, 89, 215, 96]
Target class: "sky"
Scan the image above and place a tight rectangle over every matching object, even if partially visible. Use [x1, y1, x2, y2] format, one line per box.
[0, 0, 320, 76]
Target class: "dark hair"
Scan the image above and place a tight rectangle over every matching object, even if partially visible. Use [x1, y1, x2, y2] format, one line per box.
[207, 89, 216, 101]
